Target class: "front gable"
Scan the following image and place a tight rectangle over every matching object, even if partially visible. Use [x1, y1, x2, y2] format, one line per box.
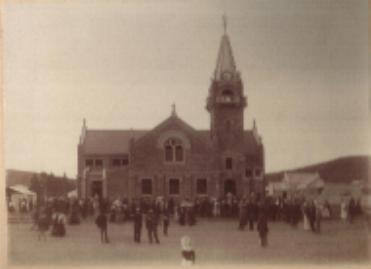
[131, 115, 215, 172]
[134, 114, 211, 151]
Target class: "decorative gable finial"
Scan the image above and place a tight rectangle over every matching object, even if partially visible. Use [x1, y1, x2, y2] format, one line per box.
[171, 103, 176, 116]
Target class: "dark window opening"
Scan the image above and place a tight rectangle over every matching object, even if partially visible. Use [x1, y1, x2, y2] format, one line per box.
[142, 179, 152, 195]
[222, 89, 234, 102]
[95, 159, 103, 168]
[196, 178, 207, 194]
[91, 181, 103, 199]
[224, 179, 236, 195]
[226, 158, 233, 170]
[85, 159, 94, 167]
[112, 159, 121, 166]
[245, 169, 253, 177]
[165, 145, 173, 161]
[122, 158, 129, 166]
[169, 178, 180, 195]
[226, 120, 231, 131]
[175, 145, 183, 162]
[255, 168, 262, 177]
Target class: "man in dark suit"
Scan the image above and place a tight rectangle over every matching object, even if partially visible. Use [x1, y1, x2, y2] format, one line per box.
[247, 198, 258, 231]
[95, 209, 109, 243]
[146, 209, 160, 244]
[133, 208, 143, 243]
[257, 204, 269, 247]
[163, 211, 170, 236]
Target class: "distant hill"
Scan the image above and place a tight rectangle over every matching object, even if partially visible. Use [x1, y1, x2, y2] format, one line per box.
[6, 169, 35, 187]
[266, 155, 370, 184]
[6, 169, 76, 197]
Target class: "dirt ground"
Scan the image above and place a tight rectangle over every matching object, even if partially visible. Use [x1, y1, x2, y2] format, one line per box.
[7, 217, 370, 266]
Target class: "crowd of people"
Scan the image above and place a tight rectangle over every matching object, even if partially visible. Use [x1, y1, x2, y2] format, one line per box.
[8, 198, 34, 213]
[12, 192, 362, 257]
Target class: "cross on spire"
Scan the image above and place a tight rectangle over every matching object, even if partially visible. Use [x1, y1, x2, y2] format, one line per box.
[222, 14, 227, 34]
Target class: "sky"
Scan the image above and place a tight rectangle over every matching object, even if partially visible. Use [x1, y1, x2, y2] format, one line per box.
[3, 0, 369, 178]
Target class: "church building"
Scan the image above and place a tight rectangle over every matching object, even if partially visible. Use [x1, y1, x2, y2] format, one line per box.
[77, 21, 265, 201]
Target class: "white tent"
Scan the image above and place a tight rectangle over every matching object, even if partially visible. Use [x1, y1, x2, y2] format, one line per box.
[67, 189, 78, 198]
[7, 184, 37, 211]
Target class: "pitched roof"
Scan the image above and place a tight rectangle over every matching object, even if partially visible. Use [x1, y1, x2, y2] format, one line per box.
[244, 130, 260, 154]
[7, 184, 36, 196]
[81, 123, 260, 155]
[82, 129, 147, 154]
[214, 34, 237, 80]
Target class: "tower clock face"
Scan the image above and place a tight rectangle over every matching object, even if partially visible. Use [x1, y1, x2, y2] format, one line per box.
[222, 71, 232, 81]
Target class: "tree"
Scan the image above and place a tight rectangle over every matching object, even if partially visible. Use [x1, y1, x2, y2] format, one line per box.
[29, 174, 42, 206]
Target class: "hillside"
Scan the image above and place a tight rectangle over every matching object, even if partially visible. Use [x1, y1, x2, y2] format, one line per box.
[266, 155, 370, 184]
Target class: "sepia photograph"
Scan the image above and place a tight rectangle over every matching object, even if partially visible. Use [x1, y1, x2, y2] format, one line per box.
[2, 0, 370, 268]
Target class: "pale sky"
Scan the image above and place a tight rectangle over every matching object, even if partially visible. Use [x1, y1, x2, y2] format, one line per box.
[3, 0, 369, 178]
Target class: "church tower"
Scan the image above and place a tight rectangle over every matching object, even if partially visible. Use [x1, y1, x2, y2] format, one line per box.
[206, 17, 247, 152]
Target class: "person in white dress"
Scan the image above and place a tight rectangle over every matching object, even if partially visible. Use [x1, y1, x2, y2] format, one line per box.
[340, 199, 348, 221]
[180, 235, 195, 266]
[302, 201, 310, 231]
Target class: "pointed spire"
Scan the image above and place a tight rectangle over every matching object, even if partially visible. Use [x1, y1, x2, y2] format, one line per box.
[252, 118, 262, 145]
[80, 118, 87, 145]
[214, 16, 237, 80]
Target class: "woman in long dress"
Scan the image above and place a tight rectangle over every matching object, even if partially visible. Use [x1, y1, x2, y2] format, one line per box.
[302, 201, 310, 231]
[340, 199, 348, 221]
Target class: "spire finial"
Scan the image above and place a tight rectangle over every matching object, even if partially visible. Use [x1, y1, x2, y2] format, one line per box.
[171, 103, 176, 116]
[83, 118, 87, 128]
[222, 14, 227, 34]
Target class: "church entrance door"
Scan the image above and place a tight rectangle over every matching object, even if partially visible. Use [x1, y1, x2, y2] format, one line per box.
[91, 181, 103, 199]
[224, 179, 236, 196]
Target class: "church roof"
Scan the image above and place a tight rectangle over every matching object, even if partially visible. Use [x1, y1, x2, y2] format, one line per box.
[214, 33, 237, 80]
[244, 130, 261, 154]
[81, 128, 260, 155]
[82, 129, 147, 154]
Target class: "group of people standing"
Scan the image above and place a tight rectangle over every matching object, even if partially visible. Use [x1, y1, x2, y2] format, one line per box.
[94, 198, 172, 245]
[28, 193, 363, 252]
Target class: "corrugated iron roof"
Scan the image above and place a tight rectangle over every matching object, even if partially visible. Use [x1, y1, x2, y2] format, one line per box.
[82, 129, 147, 154]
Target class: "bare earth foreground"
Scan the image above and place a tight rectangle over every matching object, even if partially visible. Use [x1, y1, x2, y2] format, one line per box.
[8, 218, 370, 266]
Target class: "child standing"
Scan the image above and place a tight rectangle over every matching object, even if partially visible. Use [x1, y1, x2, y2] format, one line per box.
[180, 235, 196, 266]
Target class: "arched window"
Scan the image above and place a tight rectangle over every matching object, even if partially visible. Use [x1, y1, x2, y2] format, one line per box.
[165, 145, 173, 161]
[225, 120, 232, 131]
[164, 138, 184, 163]
[175, 145, 183, 162]
[221, 89, 233, 102]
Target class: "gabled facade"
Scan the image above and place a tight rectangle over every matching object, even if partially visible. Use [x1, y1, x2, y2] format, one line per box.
[77, 21, 265, 201]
